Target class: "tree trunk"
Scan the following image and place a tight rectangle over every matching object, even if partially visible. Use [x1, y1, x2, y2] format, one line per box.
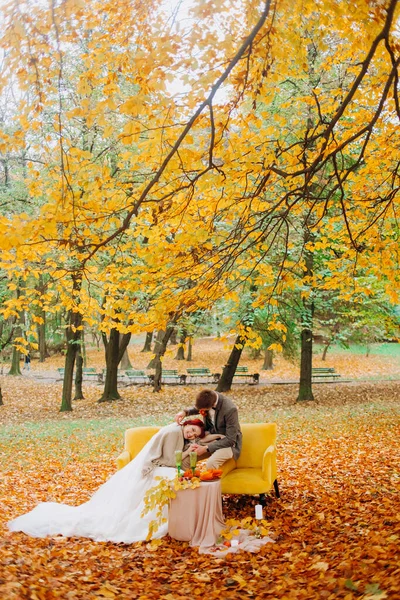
[81, 329, 87, 368]
[147, 330, 164, 368]
[9, 305, 23, 376]
[60, 276, 83, 412]
[60, 325, 81, 412]
[0, 385, 3, 406]
[38, 313, 47, 363]
[99, 330, 131, 402]
[297, 231, 315, 402]
[263, 348, 274, 370]
[152, 327, 175, 392]
[101, 331, 108, 362]
[8, 345, 22, 375]
[297, 327, 314, 401]
[141, 331, 153, 352]
[169, 329, 178, 345]
[120, 348, 132, 370]
[92, 332, 101, 349]
[99, 328, 121, 402]
[296, 44, 319, 402]
[36, 274, 47, 363]
[215, 316, 221, 338]
[253, 348, 262, 359]
[74, 349, 84, 400]
[175, 330, 186, 360]
[321, 341, 331, 361]
[186, 336, 193, 362]
[217, 335, 245, 392]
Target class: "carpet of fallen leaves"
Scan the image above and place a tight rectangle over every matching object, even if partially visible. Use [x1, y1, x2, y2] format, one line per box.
[0, 340, 399, 599]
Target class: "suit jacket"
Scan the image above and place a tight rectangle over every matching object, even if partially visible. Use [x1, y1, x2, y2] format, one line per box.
[187, 393, 242, 460]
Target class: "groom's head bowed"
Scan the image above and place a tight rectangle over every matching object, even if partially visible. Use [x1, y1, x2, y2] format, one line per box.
[195, 389, 218, 411]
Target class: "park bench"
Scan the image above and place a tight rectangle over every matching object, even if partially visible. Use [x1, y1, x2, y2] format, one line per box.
[232, 366, 260, 384]
[312, 367, 341, 381]
[161, 369, 187, 384]
[116, 423, 279, 504]
[186, 367, 213, 383]
[57, 367, 101, 382]
[101, 368, 133, 382]
[124, 369, 150, 384]
[82, 367, 101, 382]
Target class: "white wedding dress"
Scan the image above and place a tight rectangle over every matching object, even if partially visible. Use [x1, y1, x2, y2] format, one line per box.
[8, 424, 178, 543]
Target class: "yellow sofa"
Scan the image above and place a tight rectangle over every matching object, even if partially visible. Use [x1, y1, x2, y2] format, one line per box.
[116, 423, 279, 501]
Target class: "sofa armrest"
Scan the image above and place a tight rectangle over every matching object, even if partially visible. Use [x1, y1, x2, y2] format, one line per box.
[116, 450, 131, 471]
[262, 444, 277, 485]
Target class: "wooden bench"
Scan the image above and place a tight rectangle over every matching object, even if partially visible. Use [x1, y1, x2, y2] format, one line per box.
[161, 369, 187, 384]
[58, 367, 101, 382]
[124, 369, 150, 384]
[187, 367, 213, 383]
[101, 368, 134, 381]
[312, 367, 341, 381]
[82, 367, 101, 382]
[232, 366, 260, 384]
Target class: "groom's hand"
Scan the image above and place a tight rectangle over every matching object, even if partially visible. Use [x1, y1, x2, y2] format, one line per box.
[192, 445, 208, 457]
[175, 410, 186, 424]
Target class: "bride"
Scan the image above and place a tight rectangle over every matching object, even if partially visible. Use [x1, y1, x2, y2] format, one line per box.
[8, 419, 205, 544]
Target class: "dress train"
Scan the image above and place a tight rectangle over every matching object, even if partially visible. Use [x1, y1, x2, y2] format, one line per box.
[8, 425, 178, 543]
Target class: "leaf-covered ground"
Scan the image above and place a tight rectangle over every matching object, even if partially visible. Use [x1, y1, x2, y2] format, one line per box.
[0, 338, 399, 425]
[0, 341, 399, 599]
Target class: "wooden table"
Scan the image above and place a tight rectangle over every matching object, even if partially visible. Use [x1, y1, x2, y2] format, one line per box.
[168, 479, 225, 548]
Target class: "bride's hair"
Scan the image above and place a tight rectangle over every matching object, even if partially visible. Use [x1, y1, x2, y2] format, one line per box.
[182, 419, 206, 438]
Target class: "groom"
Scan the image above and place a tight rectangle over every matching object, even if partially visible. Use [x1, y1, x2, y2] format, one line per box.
[175, 389, 242, 470]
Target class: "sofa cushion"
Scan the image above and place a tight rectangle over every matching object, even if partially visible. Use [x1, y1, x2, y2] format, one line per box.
[221, 468, 270, 495]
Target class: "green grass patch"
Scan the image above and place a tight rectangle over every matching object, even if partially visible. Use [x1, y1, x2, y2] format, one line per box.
[0, 415, 175, 468]
[2, 400, 399, 469]
[319, 342, 400, 357]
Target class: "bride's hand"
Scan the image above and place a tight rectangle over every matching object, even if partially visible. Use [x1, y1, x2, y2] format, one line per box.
[188, 444, 208, 456]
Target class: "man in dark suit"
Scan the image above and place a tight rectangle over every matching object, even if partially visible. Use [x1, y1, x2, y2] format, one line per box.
[175, 389, 242, 469]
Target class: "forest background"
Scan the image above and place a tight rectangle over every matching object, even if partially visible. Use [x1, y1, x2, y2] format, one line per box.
[0, 0, 399, 598]
[0, 0, 399, 407]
